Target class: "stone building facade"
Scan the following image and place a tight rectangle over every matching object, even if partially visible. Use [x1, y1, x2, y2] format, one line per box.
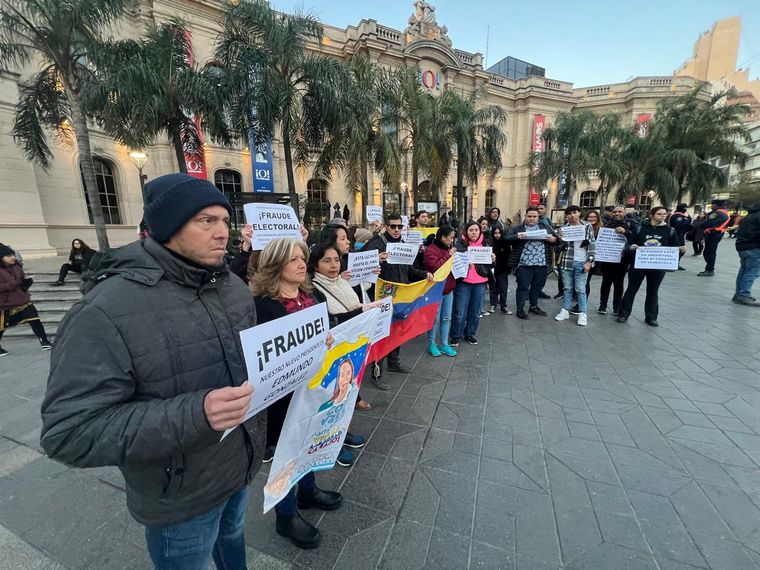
[0, 0, 703, 256]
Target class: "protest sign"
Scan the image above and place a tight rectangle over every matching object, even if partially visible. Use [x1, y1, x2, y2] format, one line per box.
[595, 228, 627, 263]
[404, 230, 424, 246]
[452, 251, 469, 279]
[263, 309, 379, 512]
[560, 224, 587, 242]
[524, 229, 548, 240]
[467, 246, 493, 264]
[401, 215, 409, 228]
[634, 246, 679, 271]
[225, 303, 329, 439]
[244, 203, 301, 250]
[347, 250, 379, 286]
[386, 243, 418, 265]
[371, 297, 393, 342]
[366, 206, 383, 223]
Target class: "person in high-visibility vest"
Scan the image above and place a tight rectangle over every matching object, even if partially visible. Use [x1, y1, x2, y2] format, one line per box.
[698, 199, 731, 277]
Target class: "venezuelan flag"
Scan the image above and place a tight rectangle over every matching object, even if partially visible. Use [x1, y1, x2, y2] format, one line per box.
[368, 256, 454, 362]
[307, 335, 371, 391]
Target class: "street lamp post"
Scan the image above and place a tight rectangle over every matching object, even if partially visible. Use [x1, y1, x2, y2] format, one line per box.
[128, 150, 149, 192]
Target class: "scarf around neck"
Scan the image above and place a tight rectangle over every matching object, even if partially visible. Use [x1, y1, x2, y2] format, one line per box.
[311, 272, 361, 315]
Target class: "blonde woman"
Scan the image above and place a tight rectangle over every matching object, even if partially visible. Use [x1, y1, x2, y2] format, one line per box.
[251, 238, 342, 550]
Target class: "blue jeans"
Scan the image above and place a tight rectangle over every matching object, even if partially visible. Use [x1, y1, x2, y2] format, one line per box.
[736, 248, 760, 298]
[145, 486, 249, 570]
[274, 471, 316, 516]
[561, 261, 588, 314]
[428, 292, 454, 346]
[451, 282, 485, 340]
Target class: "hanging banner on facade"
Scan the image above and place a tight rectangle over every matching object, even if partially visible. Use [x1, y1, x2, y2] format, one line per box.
[636, 113, 651, 138]
[529, 115, 546, 198]
[263, 309, 379, 513]
[183, 32, 207, 180]
[557, 170, 568, 208]
[252, 142, 275, 193]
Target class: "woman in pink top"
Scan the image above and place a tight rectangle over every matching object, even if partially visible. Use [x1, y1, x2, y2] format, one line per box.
[450, 222, 494, 346]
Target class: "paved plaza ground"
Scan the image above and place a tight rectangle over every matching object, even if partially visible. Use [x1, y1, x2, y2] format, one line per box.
[1, 241, 760, 569]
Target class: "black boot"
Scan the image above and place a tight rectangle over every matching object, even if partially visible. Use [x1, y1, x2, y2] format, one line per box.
[297, 486, 343, 511]
[275, 511, 321, 549]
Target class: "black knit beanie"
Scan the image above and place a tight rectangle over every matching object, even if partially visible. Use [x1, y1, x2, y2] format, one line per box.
[142, 173, 232, 243]
[0, 244, 14, 258]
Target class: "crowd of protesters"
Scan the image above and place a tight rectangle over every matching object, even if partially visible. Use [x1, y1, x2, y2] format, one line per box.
[0, 171, 745, 569]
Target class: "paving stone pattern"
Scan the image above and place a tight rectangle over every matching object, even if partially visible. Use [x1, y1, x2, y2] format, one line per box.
[1, 242, 760, 569]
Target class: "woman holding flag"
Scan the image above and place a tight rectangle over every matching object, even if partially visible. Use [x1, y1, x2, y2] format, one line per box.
[251, 238, 343, 550]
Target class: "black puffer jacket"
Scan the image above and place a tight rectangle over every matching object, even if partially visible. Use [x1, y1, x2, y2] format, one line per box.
[363, 231, 428, 284]
[40, 238, 265, 526]
[736, 207, 760, 252]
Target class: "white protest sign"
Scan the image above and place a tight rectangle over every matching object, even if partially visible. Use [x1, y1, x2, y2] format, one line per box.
[560, 224, 587, 242]
[366, 206, 383, 223]
[371, 297, 393, 343]
[386, 243, 418, 265]
[595, 228, 627, 263]
[467, 246, 493, 264]
[404, 230, 424, 246]
[225, 303, 329, 439]
[401, 215, 409, 228]
[263, 309, 379, 512]
[634, 246, 679, 271]
[524, 229, 548, 240]
[244, 203, 301, 250]
[347, 250, 379, 286]
[452, 251, 469, 279]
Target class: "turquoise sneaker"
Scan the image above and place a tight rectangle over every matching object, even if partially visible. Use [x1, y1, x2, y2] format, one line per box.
[440, 344, 457, 357]
[428, 343, 442, 357]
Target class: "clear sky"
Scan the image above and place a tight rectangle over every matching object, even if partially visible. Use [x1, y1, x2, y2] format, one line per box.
[274, 0, 760, 88]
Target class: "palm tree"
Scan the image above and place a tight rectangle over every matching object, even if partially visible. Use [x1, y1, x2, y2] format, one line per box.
[85, 20, 231, 173]
[655, 88, 750, 206]
[439, 89, 507, 221]
[586, 113, 627, 208]
[529, 109, 597, 207]
[215, 0, 344, 210]
[0, 0, 128, 250]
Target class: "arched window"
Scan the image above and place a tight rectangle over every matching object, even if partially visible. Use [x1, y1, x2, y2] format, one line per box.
[485, 189, 496, 211]
[579, 190, 596, 209]
[306, 179, 330, 225]
[214, 169, 243, 228]
[416, 180, 436, 202]
[81, 158, 121, 224]
[639, 193, 652, 216]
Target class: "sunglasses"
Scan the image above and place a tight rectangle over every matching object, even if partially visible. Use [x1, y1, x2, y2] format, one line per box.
[388, 224, 404, 229]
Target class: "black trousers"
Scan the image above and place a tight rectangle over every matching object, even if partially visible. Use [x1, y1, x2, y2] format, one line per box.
[692, 240, 704, 255]
[58, 262, 82, 282]
[703, 234, 722, 272]
[490, 272, 509, 308]
[515, 266, 548, 310]
[618, 268, 666, 321]
[266, 393, 292, 448]
[599, 261, 629, 312]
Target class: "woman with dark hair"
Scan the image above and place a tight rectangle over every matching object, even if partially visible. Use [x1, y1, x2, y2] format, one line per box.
[581, 210, 602, 308]
[423, 225, 457, 357]
[52, 239, 94, 286]
[450, 221, 495, 346]
[251, 238, 343, 550]
[0, 245, 52, 355]
[489, 226, 513, 314]
[308, 241, 380, 416]
[617, 206, 685, 327]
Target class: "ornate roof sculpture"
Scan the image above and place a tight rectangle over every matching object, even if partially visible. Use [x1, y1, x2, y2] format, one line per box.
[405, 0, 452, 47]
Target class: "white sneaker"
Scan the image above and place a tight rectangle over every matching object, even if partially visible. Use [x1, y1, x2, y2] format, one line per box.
[578, 313, 588, 326]
[554, 309, 570, 321]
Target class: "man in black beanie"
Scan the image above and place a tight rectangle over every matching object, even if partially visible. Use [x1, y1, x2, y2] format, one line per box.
[41, 173, 265, 569]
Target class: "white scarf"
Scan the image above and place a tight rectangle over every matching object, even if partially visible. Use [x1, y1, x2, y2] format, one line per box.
[312, 272, 361, 315]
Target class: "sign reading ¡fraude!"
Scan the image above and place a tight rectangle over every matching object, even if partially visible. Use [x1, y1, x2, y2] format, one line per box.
[244, 203, 302, 250]
[223, 303, 329, 439]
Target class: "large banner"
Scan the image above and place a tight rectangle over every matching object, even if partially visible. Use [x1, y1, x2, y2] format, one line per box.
[183, 32, 207, 180]
[263, 309, 380, 512]
[368, 256, 453, 363]
[253, 142, 275, 193]
[529, 114, 546, 198]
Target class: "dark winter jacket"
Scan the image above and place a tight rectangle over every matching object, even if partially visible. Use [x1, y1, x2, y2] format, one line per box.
[363, 231, 428, 285]
[424, 241, 456, 294]
[626, 220, 680, 252]
[504, 222, 557, 268]
[0, 263, 31, 310]
[40, 237, 265, 527]
[669, 212, 692, 236]
[736, 208, 760, 252]
[68, 248, 95, 268]
[491, 236, 512, 274]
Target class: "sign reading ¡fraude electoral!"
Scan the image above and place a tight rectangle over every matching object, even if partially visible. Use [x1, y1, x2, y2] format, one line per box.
[223, 303, 329, 439]
[244, 203, 302, 250]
